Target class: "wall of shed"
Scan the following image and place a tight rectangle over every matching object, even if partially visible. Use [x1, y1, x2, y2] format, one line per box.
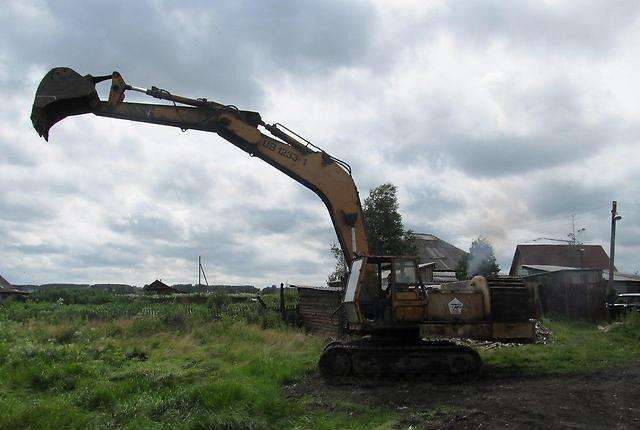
[525, 270, 606, 320]
[612, 281, 640, 295]
[297, 288, 343, 336]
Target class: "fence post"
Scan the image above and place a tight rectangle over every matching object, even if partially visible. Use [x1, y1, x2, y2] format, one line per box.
[280, 282, 286, 320]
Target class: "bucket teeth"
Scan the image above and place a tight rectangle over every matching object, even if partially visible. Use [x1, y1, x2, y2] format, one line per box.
[30, 67, 99, 140]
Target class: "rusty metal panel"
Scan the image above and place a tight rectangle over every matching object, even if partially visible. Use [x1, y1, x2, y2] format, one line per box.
[427, 292, 484, 322]
[528, 270, 606, 320]
[421, 322, 492, 339]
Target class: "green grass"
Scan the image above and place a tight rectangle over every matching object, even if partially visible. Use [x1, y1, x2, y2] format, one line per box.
[481, 315, 640, 376]
[0, 302, 396, 430]
[3, 300, 640, 430]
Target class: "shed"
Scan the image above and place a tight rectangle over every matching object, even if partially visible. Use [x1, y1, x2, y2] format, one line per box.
[295, 285, 343, 336]
[143, 279, 181, 295]
[418, 262, 436, 283]
[510, 244, 612, 277]
[522, 265, 606, 320]
[602, 271, 640, 295]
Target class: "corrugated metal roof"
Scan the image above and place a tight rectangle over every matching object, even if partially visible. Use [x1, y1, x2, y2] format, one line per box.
[522, 264, 582, 273]
[602, 271, 640, 282]
[414, 233, 468, 271]
[293, 284, 343, 292]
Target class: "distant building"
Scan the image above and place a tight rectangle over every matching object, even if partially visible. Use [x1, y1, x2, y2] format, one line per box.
[0, 274, 11, 289]
[414, 233, 468, 270]
[143, 279, 181, 295]
[602, 271, 640, 295]
[414, 233, 467, 283]
[509, 244, 612, 277]
[0, 274, 30, 302]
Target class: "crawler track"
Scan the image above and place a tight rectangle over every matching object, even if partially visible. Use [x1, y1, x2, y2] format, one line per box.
[319, 340, 481, 384]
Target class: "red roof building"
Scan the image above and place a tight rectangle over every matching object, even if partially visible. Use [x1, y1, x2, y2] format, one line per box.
[509, 244, 612, 277]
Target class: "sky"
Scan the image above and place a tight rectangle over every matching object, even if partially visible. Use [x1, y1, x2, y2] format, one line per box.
[1, 0, 639, 287]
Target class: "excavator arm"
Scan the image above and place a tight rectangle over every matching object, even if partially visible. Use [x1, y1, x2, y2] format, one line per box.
[31, 67, 368, 266]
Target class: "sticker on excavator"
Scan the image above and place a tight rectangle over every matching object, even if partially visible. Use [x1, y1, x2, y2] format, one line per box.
[448, 298, 463, 315]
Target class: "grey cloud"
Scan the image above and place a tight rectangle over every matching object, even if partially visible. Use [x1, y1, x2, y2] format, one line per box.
[0, 193, 57, 222]
[2, 0, 374, 108]
[384, 78, 630, 178]
[406, 183, 466, 223]
[442, 0, 640, 56]
[524, 180, 611, 220]
[2, 1, 639, 285]
[110, 213, 185, 242]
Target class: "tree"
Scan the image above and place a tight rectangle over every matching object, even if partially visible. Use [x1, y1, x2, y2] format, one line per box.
[328, 243, 348, 283]
[458, 237, 500, 279]
[329, 183, 416, 282]
[455, 254, 469, 281]
[362, 183, 417, 256]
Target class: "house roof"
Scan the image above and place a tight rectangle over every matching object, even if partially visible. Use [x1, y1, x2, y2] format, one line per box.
[414, 233, 468, 271]
[522, 264, 582, 273]
[0, 274, 11, 289]
[510, 244, 612, 276]
[143, 279, 175, 291]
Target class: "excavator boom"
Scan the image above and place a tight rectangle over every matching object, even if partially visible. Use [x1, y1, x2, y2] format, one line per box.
[31, 67, 369, 267]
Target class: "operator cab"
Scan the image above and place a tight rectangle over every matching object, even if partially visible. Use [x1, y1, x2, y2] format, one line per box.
[343, 255, 424, 325]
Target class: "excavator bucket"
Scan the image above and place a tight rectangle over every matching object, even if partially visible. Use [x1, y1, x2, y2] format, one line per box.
[31, 67, 100, 141]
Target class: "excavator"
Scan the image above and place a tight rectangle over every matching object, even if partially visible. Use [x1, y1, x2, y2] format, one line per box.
[31, 67, 538, 381]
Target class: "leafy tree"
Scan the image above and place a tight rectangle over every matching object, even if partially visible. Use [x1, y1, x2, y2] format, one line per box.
[328, 243, 348, 283]
[362, 183, 417, 256]
[458, 237, 500, 279]
[329, 183, 416, 281]
[455, 254, 469, 281]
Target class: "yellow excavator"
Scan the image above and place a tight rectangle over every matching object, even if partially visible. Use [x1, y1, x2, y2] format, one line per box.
[31, 67, 538, 381]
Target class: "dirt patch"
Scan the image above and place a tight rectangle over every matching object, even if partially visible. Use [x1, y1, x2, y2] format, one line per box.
[287, 364, 640, 429]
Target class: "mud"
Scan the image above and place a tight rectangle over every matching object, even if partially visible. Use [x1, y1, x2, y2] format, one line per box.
[287, 363, 640, 429]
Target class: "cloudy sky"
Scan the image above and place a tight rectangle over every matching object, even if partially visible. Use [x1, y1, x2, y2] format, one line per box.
[1, 0, 639, 287]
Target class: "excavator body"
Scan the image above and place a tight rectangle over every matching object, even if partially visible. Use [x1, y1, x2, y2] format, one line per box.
[30, 67, 539, 383]
[319, 255, 537, 381]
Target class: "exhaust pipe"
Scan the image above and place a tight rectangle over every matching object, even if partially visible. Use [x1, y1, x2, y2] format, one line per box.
[30, 67, 105, 141]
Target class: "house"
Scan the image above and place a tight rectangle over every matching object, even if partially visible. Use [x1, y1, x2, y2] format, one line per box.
[0, 274, 31, 302]
[509, 244, 612, 277]
[143, 279, 181, 295]
[414, 233, 468, 271]
[0, 274, 11, 289]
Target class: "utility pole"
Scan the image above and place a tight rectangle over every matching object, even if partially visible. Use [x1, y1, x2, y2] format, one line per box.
[198, 256, 209, 287]
[279, 282, 286, 319]
[608, 201, 621, 296]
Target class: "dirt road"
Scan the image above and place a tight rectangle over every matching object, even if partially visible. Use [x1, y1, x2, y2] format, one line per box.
[287, 364, 640, 429]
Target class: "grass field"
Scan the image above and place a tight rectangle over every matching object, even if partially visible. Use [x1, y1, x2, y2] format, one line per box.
[1, 299, 640, 429]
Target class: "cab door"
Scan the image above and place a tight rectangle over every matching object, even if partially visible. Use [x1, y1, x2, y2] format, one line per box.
[343, 257, 364, 323]
[391, 258, 426, 321]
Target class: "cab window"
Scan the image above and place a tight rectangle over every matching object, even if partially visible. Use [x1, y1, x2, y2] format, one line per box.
[395, 259, 417, 284]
